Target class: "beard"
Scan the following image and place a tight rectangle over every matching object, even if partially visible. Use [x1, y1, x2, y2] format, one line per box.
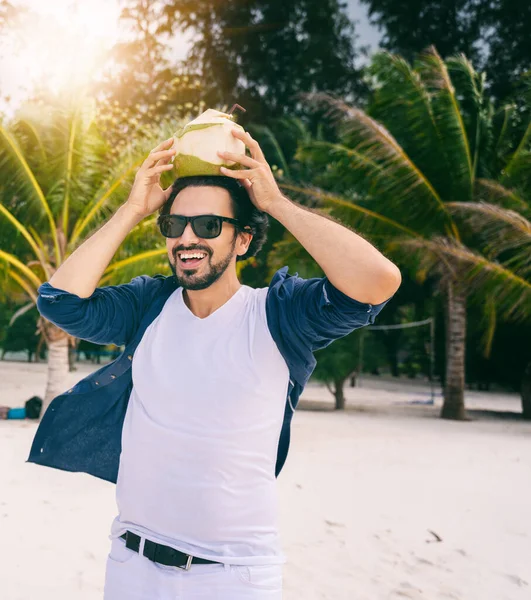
[168, 237, 237, 291]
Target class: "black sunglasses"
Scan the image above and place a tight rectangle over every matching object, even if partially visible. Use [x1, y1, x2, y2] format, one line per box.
[157, 214, 246, 239]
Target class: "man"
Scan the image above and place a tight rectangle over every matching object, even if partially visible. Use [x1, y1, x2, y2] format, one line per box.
[30, 128, 401, 599]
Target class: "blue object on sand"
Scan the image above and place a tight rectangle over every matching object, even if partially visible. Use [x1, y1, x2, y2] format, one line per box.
[7, 407, 26, 419]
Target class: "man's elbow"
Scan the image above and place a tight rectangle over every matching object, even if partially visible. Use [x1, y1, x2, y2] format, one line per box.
[370, 263, 402, 305]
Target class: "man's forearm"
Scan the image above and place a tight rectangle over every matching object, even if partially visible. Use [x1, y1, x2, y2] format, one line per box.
[48, 204, 143, 298]
[268, 195, 401, 304]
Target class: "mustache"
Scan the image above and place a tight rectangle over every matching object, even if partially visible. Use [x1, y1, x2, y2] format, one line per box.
[173, 245, 211, 258]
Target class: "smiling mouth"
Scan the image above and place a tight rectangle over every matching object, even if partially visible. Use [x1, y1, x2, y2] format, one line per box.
[176, 251, 208, 269]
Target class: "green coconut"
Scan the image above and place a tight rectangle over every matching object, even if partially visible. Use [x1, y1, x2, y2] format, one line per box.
[171, 108, 246, 177]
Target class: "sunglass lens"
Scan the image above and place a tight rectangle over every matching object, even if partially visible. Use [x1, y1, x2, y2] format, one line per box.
[194, 216, 222, 238]
[161, 216, 186, 237]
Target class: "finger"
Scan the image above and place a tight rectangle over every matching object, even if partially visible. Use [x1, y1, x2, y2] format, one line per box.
[150, 137, 174, 154]
[231, 129, 266, 161]
[149, 137, 175, 165]
[241, 178, 253, 191]
[163, 184, 175, 200]
[154, 151, 175, 169]
[217, 151, 260, 169]
[145, 164, 175, 177]
[144, 148, 176, 169]
[219, 166, 258, 179]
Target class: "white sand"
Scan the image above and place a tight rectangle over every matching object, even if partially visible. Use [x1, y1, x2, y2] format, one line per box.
[1, 360, 530, 599]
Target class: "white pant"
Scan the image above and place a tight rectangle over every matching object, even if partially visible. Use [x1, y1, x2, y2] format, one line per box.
[103, 537, 283, 599]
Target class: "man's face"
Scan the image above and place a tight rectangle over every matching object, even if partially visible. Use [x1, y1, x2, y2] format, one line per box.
[166, 186, 249, 290]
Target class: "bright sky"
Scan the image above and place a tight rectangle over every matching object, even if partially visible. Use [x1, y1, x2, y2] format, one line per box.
[0, 0, 120, 113]
[0, 0, 380, 116]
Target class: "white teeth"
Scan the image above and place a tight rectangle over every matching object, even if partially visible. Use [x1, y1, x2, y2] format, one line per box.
[179, 252, 206, 260]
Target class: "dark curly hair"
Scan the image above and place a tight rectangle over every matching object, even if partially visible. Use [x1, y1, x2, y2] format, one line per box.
[159, 175, 269, 261]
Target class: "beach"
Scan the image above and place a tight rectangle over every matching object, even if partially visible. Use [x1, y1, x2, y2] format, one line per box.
[1, 360, 530, 599]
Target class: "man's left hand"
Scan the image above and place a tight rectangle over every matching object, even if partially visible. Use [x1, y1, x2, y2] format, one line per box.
[217, 129, 284, 214]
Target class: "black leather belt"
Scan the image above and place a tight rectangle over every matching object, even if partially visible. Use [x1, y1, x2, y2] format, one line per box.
[120, 531, 220, 571]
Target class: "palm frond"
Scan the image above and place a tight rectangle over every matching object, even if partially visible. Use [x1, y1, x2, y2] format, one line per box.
[11, 117, 46, 166]
[416, 47, 473, 201]
[69, 158, 142, 248]
[446, 201, 531, 274]
[367, 52, 455, 199]
[0, 122, 61, 264]
[100, 248, 168, 285]
[27, 225, 51, 265]
[8, 300, 36, 326]
[447, 201, 531, 237]
[493, 104, 515, 155]
[276, 116, 313, 144]
[69, 120, 174, 249]
[502, 151, 531, 198]
[0, 250, 41, 289]
[446, 54, 486, 179]
[296, 93, 459, 238]
[480, 296, 497, 359]
[8, 269, 38, 303]
[0, 201, 49, 276]
[39, 99, 108, 245]
[267, 235, 324, 280]
[504, 120, 531, 178]
[61, 103, 81, 237]
[474, 178, 530, 215]
[246, 124, 291, 177]
[398, 237, 531, 323]
[279, 183, 421, 240]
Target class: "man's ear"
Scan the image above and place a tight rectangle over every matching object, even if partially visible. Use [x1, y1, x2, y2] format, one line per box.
[237, 229, 253, 257]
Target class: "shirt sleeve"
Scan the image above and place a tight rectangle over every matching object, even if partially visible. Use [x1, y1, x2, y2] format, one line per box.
[36, 275, 162, 346]
[267, 267, 392, 354]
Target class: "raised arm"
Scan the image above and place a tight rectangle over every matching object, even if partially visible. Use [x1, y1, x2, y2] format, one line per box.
[49, 138, 176, 297]
[38, 138, 177, 346]
[218, 129, 402, 304]
[266, 198, 400, 304]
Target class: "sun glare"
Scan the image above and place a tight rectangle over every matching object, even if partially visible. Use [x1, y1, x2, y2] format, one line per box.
[0, 0, 123, 110]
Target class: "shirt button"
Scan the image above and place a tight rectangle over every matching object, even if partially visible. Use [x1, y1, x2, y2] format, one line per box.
[95, 381, 100, 385]
[127, 355, 133, 360]
[67, 389, 73, 393]
[110, 374, 116, 379]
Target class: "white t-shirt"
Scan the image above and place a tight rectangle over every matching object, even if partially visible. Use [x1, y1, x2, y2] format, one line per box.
[110, 284, 291, 565]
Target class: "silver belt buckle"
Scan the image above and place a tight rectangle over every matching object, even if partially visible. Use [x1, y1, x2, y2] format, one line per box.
[177, 554, 193, 571]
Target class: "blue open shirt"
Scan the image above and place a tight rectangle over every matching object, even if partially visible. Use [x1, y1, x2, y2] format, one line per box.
[28, 267, 391, 482]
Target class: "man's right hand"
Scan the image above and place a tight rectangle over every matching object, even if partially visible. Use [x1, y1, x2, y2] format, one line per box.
[124, 138, 177, 219]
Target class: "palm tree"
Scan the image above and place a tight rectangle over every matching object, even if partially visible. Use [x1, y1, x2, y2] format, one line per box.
[442, 201, 531, 416]
[0, 96, 180, 415]
[270, 48, 531, 419]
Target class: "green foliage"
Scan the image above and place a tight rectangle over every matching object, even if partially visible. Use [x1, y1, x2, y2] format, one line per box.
[237, 116, 322, 287]
[313, 332, 359, 384]
[0, 303, 39, 360]
[114, 0, 366, 126]
[264, 49, 530, 413]
[359, 0, 531, 102]
[96, 0, 205, 149]
[287, 49, 531, 328]
[0, 94, 180, 310]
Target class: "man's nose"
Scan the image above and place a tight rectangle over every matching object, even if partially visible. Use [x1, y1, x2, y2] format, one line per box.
[179, 221, 200, 244]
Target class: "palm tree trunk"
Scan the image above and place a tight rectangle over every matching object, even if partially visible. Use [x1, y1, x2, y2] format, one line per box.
[441, 282, 467, 420]
[35, 334, 44, 362]
[521, 360, 531, 420]
[334, 378, 346, 410]
[41, 321, 69, 418]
